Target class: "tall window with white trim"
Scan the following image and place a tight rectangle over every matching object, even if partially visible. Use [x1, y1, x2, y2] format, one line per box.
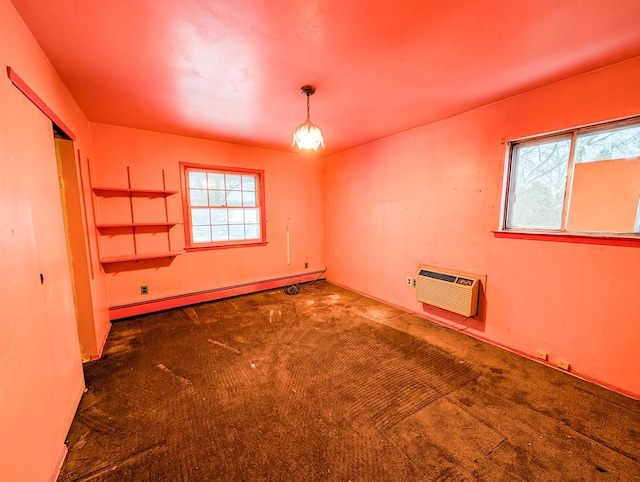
[181, 164, 266, 249]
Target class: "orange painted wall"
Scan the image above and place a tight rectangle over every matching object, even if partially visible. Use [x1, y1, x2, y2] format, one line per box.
[325, 57, 640, 398]
[0, 9, 110, 361]
[89, 123, 324, 309]
[0, 0, 110, 480]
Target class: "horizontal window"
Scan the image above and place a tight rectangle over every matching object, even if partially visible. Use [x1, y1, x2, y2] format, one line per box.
[503, 116, 640, 237]
[181, 163, 266, 249]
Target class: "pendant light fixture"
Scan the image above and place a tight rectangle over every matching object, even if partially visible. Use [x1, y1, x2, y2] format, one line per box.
[292, 85, 324, 151]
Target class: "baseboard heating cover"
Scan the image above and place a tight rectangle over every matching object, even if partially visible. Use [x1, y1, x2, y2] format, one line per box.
[108, 270, 325, 320]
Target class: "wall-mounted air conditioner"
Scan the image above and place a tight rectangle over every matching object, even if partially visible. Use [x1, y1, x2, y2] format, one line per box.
[416, 267, 480, 317]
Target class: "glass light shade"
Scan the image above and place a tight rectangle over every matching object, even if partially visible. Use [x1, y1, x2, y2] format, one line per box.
[292, 118, 325, 151]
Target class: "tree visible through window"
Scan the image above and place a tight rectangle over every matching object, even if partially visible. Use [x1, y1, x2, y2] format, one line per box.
[507, 137, 570, 229]
[181, 163, 266, 248]
[504, 117, 640, 235]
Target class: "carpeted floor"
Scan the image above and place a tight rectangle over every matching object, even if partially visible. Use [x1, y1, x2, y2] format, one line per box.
[59, 281, 640, 481]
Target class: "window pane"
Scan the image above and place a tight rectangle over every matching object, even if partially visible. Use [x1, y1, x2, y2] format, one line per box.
[227, 191, 242, 206]
[209, 190, 225, 206]
[244, 208, 259, 224]
[188, 171, 207, 189]
[190, 189, 209, 207]
[228, 208, 244, 224]
[207, 172, 225, 189]
[212, 225, 229, 241]
[242, 175, 256, 191]
[192, 225, 212, 243]
[210, 208, 228, 225]
[242, 191, 256, 207]
[229, 224, 245, 240]
[575, 124, 640, 163]
[508, 138, 570, 229]
[245, 224, 260, 239]
[226, 174, 242, 191]
[191, 208, 210, 225]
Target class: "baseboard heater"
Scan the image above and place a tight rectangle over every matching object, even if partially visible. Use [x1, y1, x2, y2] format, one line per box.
[108, 270, 326, 320]
[416, 268, 480, 317]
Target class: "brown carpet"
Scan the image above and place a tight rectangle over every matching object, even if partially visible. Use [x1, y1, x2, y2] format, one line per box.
[59, 282, 640, 481]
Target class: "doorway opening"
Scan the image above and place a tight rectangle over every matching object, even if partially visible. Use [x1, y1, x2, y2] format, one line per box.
[53, 127, 97, 361]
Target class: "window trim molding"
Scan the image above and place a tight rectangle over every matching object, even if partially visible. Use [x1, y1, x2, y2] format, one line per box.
[493, 230, 640, 247]
[179, 162, 267, 250]
[498, 114, 640, 241]
[505, 113, 640, 146]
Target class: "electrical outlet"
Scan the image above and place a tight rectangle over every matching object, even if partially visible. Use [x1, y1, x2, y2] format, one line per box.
[557, 360, 571, 371]
[406, 277, 412, 286]
[412, 278, 416, 288]
[535, 350, 548, 361]
[141, 285, 148, 295]
[304, 262, 308, 269]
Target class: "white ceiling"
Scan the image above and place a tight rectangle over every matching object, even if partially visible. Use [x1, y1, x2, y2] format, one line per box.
[10, 0, 640, 155]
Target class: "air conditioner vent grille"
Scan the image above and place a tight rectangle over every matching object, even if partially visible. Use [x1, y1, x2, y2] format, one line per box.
[416, 267, 480, 317]
[418, 269, 456, 283]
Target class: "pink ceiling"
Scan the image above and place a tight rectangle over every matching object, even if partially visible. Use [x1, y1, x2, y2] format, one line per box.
[10, 0, 640, 155]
